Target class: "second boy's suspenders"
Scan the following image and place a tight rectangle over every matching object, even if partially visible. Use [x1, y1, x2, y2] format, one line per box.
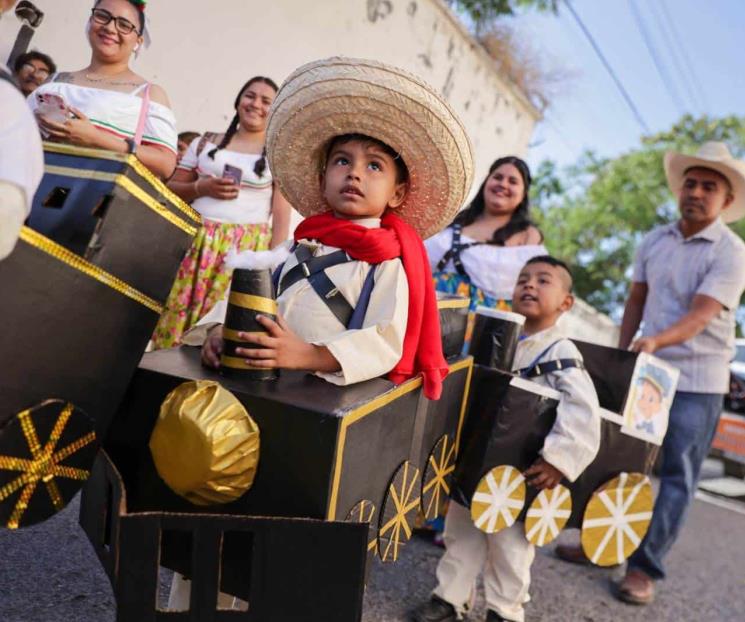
[275, 244, 377, 329]
[518, 339, 585, 379]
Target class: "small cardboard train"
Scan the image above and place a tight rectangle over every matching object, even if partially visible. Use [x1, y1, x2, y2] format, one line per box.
[2, 147, 672, 621]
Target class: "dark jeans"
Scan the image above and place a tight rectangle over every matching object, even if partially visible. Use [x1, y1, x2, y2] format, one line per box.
[628, 391, 723, 580]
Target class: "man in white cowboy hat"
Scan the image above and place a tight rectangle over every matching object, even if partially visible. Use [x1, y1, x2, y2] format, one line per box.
[556, 141, 745, 604]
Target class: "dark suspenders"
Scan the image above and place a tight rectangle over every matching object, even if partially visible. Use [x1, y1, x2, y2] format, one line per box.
[276, 244, 378, 329]
[435, 224, 484, 280]
[518, 339, 584, 379]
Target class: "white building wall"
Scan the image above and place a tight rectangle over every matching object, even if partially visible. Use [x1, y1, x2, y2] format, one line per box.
[1, 0, 539, 186]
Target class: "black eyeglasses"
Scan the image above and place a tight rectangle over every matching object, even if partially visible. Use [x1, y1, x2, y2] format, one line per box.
[90, 8, 140, 36]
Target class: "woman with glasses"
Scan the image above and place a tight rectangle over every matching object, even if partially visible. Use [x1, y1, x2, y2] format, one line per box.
[27, 0, 177, 179]
[12, 51, 56, 97]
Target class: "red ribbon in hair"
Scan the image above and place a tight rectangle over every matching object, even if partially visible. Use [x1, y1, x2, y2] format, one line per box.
[294, 211, 448, 400]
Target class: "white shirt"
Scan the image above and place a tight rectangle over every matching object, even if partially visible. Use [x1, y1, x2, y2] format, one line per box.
[632, 219, 745, 393]
[512, 324, 601, 482]
[0, 70, 43, 259]
[192, 218, 409, 386]
[177, 137, 273, 225]
[425, 226, 547, 299]
[28, 81, 178, 153]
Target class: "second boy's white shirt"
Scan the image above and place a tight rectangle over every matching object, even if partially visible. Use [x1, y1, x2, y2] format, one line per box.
[434, 323, 601, 622]
[188, 217, 409, 385]
[512, 324, 601, 481]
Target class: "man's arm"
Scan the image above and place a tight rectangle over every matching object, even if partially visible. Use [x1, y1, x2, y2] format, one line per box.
[630, 294, 723, 353]
[619, 281, 648, 349]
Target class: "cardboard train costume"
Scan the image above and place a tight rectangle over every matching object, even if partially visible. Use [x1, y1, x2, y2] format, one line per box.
[0, 58, 663, 622]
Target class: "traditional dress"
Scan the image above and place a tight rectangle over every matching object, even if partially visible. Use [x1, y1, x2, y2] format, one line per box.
[426, 224, 547, 312]
[28, 80, 177, 154]
[152, 137, 274, 348]
[433, 324, 600, 622]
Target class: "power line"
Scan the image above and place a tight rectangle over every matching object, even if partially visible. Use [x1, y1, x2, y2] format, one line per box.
[647, 0, 704, 113]
[657, 0, 710, 112]
[562, 0, 650, 133]
[628, 0, 686, 115]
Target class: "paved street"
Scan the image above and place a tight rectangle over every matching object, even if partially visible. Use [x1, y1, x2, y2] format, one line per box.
[1, 459, 744, 622]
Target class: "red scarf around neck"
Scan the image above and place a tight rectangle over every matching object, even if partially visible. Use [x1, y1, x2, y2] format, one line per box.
[294, 211, 448, 400]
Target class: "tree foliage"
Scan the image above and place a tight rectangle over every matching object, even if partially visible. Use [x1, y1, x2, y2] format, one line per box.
[531, 115, 745, 317]
[447, 0, 558, 28]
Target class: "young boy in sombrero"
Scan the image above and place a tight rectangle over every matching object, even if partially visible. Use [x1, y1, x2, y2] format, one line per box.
[196, 56, 474, 400]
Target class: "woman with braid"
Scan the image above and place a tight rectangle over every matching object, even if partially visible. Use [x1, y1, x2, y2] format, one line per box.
[152, 77, 292, 349]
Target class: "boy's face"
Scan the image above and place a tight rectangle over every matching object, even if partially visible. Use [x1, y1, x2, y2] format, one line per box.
[512, 262, 573, 322]
[321, 139, 407, 220]
[636, 379, 663, 420]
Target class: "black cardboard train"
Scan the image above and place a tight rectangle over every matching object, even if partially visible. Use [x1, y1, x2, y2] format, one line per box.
[1, 146, 659, 622]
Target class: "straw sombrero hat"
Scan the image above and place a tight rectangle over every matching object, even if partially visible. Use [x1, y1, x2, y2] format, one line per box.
[266, 57, 474, 238]
[664, 141, 745, 223]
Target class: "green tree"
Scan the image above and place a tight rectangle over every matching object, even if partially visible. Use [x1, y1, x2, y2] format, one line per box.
[532, 115, 745, 317]
[447, 0, 558, 29]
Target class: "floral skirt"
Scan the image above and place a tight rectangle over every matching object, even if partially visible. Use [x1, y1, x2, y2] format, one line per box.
[433, 270, 512, 349]
[152, 220, 271, 349]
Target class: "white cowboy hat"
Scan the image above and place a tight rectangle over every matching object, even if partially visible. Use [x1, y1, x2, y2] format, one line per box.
[664, 141, 745, 223]
[265, 57, 474, 238]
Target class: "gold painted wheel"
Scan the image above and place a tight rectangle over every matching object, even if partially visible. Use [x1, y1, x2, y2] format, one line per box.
[470, 465, 526, 534]
[346, 499, 377, 554]
[581, 472, 654, 567]
[0, 400, 97, 529]
[377, 461, 421, 563]
[420, 435, 456, 521]
[524, 484, 572, 546]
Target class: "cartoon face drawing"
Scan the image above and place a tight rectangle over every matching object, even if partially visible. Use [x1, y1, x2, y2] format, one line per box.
[635, 378, 663, 422]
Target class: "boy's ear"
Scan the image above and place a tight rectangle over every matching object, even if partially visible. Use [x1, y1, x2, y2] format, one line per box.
[559, 292, 574, 313]
[387, 181, 408, 209]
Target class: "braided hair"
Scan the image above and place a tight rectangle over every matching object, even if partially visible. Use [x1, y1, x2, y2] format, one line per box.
[452, 155, 538, 246]
[207, 76, 279, 178]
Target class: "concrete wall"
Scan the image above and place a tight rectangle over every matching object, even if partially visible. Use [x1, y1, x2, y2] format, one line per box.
[1, 0, 539, 187]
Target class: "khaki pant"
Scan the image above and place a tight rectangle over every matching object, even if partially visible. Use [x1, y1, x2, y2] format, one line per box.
[433, 502, 534, 622]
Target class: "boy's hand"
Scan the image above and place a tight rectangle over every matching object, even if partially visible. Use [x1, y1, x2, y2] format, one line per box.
[524, 458, 564, 490]
[201, 325, 224, 369]
[235, 314, 341, 373]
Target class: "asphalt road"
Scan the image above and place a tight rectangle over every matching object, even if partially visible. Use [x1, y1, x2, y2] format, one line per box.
[1, 473, 744, 622]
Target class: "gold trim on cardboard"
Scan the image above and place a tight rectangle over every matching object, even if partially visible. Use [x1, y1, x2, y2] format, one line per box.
[222, 328, 266, 343]
[325, 357, 473, 521]
[43, 142, 200, 224]
[19, 227, 163, 314]
[453, 357, 473, 456]
[0, 404, 96, 529]
[437, 297, 470, 310]
[228, 292, 278, 315]
[219, 355, 268, 371]
[44, 164, 197, 236]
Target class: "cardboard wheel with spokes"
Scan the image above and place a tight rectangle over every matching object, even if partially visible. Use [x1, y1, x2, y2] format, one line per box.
[581, 472, 653, 566]
[420, 434, 456, 521]
[377, 461, 420, 563]
[0, 400, 98, 529]
[470, 465, 526, 534]
[524, 484, 572, 546]
[346, 499, 377, 555]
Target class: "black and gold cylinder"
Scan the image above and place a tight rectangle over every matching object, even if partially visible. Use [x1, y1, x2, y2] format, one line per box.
[220, 268, 278, 380]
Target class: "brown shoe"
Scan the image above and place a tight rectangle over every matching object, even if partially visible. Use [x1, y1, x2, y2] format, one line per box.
[615, 568, 655, 605]
[554, 544, 590, 565]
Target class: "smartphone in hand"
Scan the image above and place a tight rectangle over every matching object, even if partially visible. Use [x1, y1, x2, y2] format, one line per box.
[36, 93, 72, 124]
[222, 164, 243, 186]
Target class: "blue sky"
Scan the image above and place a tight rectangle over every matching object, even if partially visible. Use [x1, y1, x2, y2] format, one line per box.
[509, 0, 745, 169]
